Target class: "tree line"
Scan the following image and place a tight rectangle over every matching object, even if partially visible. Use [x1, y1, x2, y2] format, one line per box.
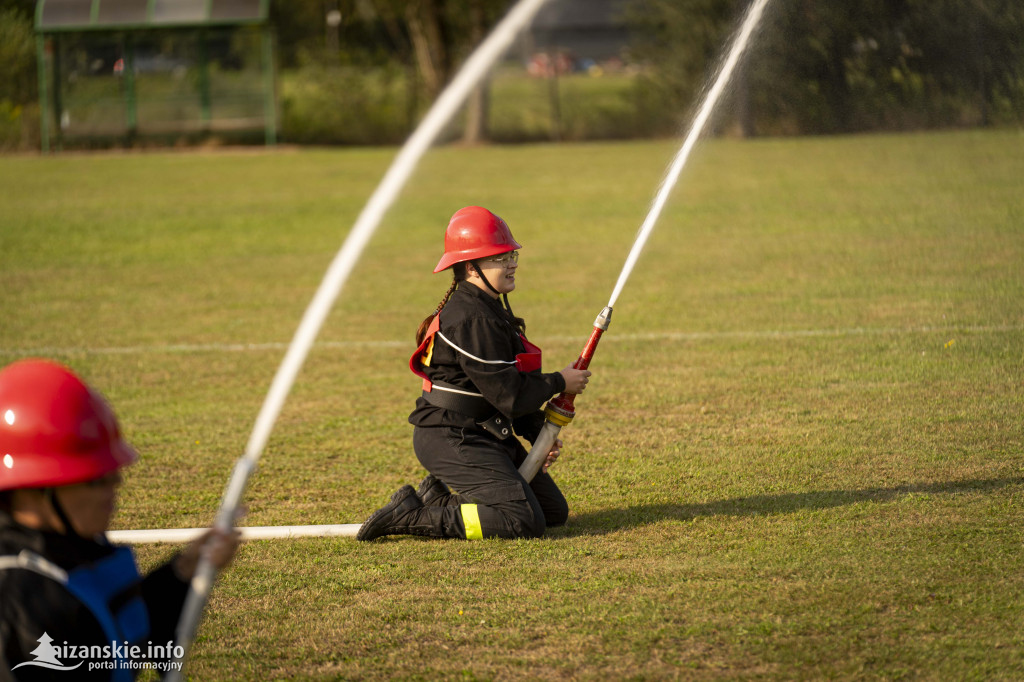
[2, 0, 1022, 149]
[630, 0, 1024, 135]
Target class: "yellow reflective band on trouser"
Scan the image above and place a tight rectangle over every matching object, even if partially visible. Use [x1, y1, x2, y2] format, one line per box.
[461, 504, 483, 540]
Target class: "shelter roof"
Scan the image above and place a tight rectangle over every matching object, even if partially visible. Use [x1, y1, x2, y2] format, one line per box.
[35, 0, 269, 32]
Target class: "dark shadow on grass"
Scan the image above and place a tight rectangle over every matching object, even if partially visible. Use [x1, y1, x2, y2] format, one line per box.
[557, 476, 1024, 537]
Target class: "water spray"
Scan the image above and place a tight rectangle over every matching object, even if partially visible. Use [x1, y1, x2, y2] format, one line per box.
[519, 0, 772, 483]
[140, 0, 770, 673]
[165, 1, 553, 678]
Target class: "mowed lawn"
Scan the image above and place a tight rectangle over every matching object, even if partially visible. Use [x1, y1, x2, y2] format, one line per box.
[0, 130, 1022, 680]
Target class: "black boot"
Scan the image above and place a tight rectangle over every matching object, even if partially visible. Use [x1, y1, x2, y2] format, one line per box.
[416, 474, 451, 506]
[357, 485, 446, 541]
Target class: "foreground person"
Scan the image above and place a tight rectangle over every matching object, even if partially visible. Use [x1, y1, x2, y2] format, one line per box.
[0, 359, 239, 680]
[357, 206, 590, 541]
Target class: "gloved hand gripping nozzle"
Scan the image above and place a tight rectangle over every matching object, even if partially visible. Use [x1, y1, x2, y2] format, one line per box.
[518, 306, 612, 482]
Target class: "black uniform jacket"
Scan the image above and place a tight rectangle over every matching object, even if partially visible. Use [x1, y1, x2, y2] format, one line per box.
[409, 283, 566, 443]
[0, 512, 188, 681]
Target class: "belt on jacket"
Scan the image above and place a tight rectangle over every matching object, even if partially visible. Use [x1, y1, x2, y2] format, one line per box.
[420, 382, 514, 440]
[421, 381, 494, 420]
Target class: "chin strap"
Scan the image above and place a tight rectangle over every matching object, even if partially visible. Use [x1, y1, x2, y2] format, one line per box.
[469, 259, 501, 297]
[470, 260, 519, 326]
[44, 488, 82, 539]
[502, 293, 522, 332]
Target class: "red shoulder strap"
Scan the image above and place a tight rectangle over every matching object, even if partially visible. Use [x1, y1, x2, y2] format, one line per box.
[409, 315, 441, 387]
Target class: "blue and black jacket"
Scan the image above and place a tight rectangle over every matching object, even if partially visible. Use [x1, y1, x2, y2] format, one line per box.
[0, 511, 188, 681]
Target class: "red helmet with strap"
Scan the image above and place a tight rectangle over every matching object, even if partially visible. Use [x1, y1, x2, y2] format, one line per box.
[434, 206, 522, 273]
[0, 359, 138, 491]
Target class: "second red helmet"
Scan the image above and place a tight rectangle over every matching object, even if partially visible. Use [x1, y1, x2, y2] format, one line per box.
[434, 206, 522, 273]
[0, 359, 138, 491]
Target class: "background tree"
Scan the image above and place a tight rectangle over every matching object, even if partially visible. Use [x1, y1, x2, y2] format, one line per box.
[362, 0, 511, 141]
[627, 0, 1024, 135]
[901, 0, 1024, 127]
[0, 0, 35, 102]
[0, 0, 37, 149]
[461, 0, 491, 144]
[626, 0, 738, 136]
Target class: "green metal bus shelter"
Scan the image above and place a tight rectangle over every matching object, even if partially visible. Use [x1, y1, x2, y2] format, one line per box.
[35, 0, 276, 151]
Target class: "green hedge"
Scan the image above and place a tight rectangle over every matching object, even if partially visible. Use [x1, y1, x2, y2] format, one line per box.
[279, 63, 654, 146]
[0, 8, 37, 151]
[279, 63, 413, 145]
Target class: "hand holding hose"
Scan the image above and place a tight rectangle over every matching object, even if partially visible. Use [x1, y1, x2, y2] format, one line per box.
[173, 528, 242, 581]
[519, 308, 610, 484]
[542, 438, 563, 473]
[560, 366, 592, 394]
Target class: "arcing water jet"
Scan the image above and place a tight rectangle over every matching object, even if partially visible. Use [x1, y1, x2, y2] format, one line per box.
[519, 0, 773, 483]
[167, 1, 554, 678]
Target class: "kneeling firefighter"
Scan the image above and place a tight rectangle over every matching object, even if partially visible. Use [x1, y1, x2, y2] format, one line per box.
[0, 359, 239, 680]
[357, 206, 591, 541]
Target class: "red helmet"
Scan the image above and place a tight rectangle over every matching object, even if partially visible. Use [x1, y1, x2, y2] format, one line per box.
[0, 359, 138, 491]
[434, 206, 522, 273]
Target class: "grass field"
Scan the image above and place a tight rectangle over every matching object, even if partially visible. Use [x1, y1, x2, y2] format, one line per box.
[1, 130, 1022, 680]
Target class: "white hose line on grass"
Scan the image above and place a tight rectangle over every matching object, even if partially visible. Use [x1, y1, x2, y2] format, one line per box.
[108, 524, 362, 544]
[169, 1, 553, 678]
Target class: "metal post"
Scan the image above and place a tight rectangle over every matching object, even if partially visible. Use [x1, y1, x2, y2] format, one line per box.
[36, 34, 50, 153]
[546, 47, 561, 141]
[52, 35, 63, 151]
[123, 34, 137, 141]
[198, 30, 212, 129]
[262, 26, 276, 145]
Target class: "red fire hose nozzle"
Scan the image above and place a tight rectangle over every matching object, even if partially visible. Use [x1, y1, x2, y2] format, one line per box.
[518, 306, 612, 482]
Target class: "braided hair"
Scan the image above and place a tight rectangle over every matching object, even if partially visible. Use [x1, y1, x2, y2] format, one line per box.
[416, 263, 466, 345]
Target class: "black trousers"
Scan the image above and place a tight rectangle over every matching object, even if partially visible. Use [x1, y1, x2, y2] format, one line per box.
[413, 425, 569, 539]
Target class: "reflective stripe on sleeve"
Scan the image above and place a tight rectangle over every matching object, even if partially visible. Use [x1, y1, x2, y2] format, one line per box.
[461, 504, 483, 540]
[436, 331, 516, 366]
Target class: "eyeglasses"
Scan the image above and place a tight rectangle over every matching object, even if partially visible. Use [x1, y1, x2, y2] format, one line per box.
[487, 251, 519, 266]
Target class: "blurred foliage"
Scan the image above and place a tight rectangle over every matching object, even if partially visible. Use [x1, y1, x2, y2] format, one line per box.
[0, 4, 36, 149]
[273, 0, 512, 143]
[4, 0, 1023, 149]
[279, 62, 412, 145]
[271, 1, 510, 97]
[628, 0, 1024, 136]
[0, 6, 34, 103]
